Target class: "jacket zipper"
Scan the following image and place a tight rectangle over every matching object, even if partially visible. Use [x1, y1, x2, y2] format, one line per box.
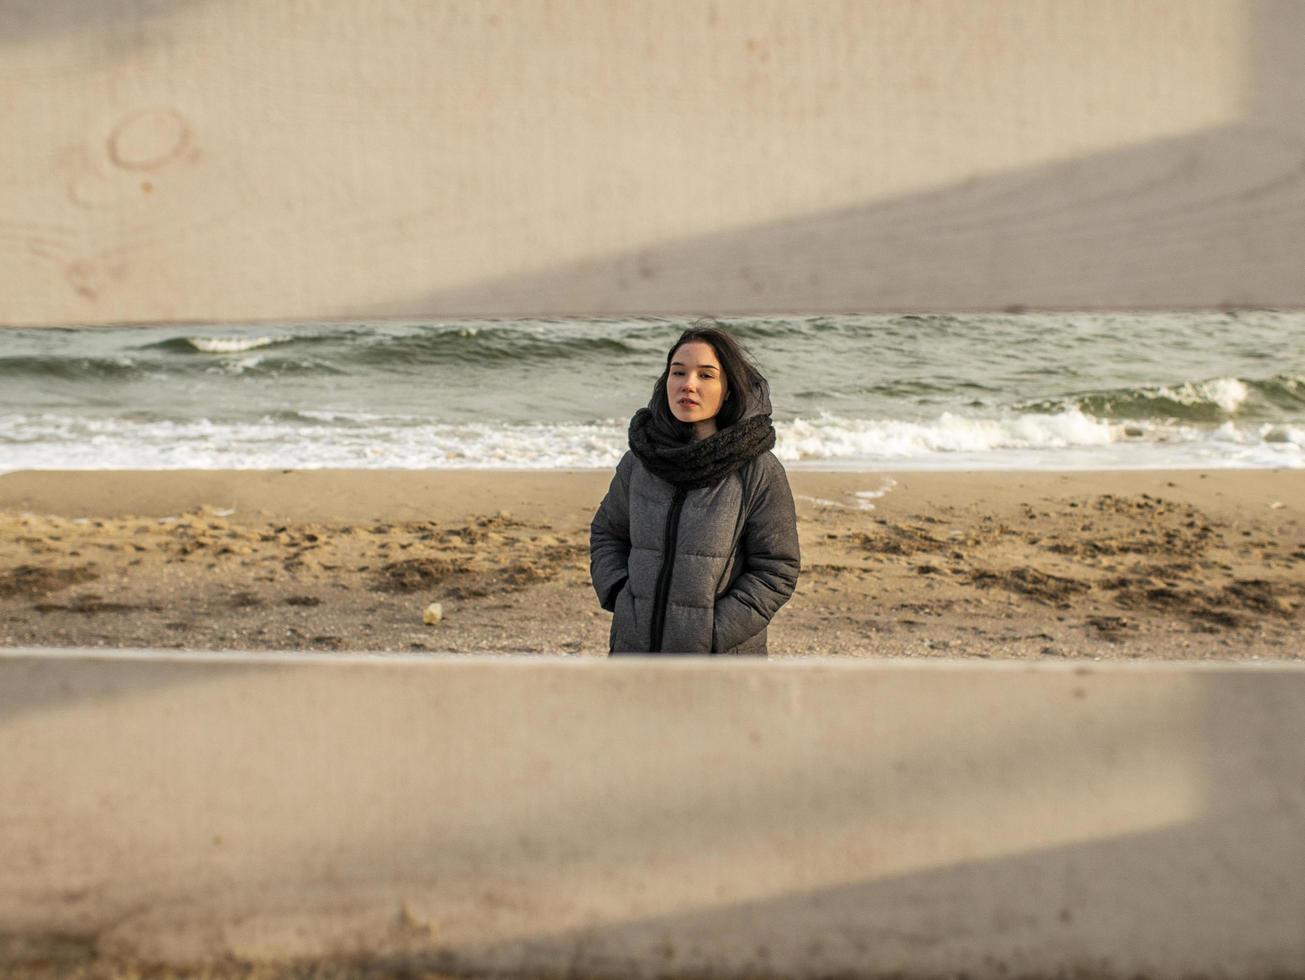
[649, 487, 688, 652]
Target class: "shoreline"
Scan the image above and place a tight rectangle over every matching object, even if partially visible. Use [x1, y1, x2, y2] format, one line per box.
[1, 468, 1301, 660]
[2, 465, 1301, 519]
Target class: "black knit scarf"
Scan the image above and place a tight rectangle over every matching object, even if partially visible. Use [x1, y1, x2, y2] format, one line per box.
[628, 407, 776, 491]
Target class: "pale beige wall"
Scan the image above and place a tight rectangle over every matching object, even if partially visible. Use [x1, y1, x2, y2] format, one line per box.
[2, 650, 1303, 975]
[3, 0, 1303, 324]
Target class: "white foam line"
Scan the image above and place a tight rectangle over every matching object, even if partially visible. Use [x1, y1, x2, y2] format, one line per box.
[186, 335, 286, 354]
[849, 477, 898, 510]
[795, 495, 848, 510]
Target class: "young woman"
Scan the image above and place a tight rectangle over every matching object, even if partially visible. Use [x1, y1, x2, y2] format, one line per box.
[590, 324, 800, 655]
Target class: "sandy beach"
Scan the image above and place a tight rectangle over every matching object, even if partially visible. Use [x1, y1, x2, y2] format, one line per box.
[0, 468, 1301, 660]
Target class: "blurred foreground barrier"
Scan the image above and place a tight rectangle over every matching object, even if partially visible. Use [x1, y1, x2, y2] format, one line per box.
[5, 1, 1305, 322]
[1, 650, 1303, 977]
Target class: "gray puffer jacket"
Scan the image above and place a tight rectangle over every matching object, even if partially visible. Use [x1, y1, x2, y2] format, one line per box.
[589, 447, 800, 656]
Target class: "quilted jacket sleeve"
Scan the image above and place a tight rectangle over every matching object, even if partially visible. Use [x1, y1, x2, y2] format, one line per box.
[589, 452, 634, 612]
[712, 453, 801, 652]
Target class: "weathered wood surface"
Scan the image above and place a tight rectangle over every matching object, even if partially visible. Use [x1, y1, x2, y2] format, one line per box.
[2, 651, 1304, 975]
[2, 1, 1303, 324]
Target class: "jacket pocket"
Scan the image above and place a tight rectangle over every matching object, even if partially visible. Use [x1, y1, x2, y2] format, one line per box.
[601, 575, 629, 613]
[609, 581, 634, 653]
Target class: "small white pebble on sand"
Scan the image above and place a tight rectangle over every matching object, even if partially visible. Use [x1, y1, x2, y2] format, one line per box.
[422, 602, 443, 625]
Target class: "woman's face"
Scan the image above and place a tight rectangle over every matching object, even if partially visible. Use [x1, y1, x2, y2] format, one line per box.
[667, 341, 727, 427]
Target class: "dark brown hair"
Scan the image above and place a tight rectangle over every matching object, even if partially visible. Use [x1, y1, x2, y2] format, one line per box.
[649, 320, 766, 435]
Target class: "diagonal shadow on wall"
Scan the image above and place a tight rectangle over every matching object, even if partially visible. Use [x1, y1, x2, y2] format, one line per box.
[0, 1, 212, 47]
[373, 0, 1305, 317]
[426, 672, 1305, 977]
[21, 665, 1295, 976]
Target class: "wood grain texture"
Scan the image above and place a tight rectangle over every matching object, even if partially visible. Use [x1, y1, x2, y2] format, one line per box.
[3, 652, 1305, 973]
[1, 0, 1301, 324]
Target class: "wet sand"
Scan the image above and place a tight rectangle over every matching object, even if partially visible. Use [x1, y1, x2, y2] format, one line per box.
[0, 468, 1301, 659]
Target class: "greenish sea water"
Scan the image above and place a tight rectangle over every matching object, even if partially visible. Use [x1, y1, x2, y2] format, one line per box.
[1, 312, 1301, 471]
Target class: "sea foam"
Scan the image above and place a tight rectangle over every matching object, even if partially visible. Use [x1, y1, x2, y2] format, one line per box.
[2, 410, 1302, 473]
[2, 313, 1302, 472]
[1156, 377, 1250, 413]
[775, 409, 1119, 462]
[185, 336, 286, 354]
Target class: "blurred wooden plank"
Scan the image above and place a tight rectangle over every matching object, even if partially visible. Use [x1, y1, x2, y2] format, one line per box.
[1, 0, 1301, 324]
[2, 651, 1304, 974]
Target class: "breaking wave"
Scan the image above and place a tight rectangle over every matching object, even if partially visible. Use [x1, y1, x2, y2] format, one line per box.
[2, 410, 1301, 473]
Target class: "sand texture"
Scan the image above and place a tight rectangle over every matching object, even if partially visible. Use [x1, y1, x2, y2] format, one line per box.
[0, 469, 1301, 659]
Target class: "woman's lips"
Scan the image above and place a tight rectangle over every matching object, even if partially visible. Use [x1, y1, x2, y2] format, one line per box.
[678, 398, 698, 407]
